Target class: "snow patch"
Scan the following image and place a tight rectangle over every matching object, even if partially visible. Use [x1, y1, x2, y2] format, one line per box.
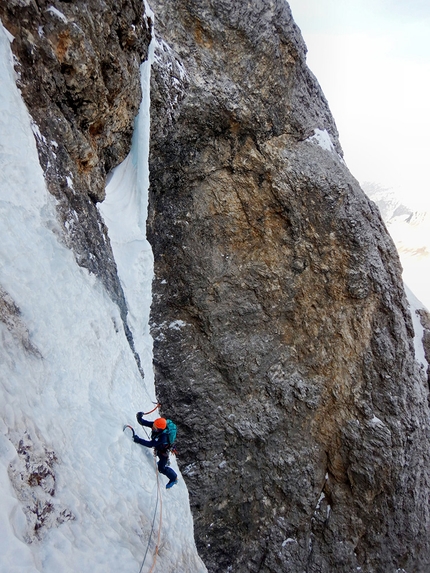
[31, 122, 46, 143]
[282, 538, 297, 547]
[315, 491, 325, 511]
[307, 128, 335, 152]
[46, 6, 68, 23]
[306, 128, 346, 164]
[169, 320, 187, 330]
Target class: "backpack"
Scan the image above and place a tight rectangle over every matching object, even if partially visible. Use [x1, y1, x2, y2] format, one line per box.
[165, 419, 177, 448]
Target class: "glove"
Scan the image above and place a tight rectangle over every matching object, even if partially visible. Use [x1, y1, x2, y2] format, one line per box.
[136, 412, 145, 425]
[133, 434, 140, 443]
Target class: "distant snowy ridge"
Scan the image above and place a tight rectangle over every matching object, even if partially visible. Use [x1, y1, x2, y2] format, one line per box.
[0, 19, 205, 573]
[405, 285, 429, 373]
[363, 182, 430, 312]
[363, 182, 430, 375]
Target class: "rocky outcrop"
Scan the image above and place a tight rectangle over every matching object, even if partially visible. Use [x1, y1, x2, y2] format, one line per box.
[7, 428, 74, 541]
[147, 1, 430, 572]
[0, 285, 41, 357]
[0, 0, 151, 369]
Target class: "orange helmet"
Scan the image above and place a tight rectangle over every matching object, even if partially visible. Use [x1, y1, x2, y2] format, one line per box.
[153, 417, 167, 430]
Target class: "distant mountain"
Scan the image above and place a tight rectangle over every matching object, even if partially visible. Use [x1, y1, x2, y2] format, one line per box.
[362, 182, 411, 221]
[363, 182, 430, 310]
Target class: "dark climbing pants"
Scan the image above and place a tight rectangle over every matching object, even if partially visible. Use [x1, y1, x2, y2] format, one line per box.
[157, 454, 177, 482]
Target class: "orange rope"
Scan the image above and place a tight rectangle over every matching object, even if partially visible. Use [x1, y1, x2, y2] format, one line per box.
[142, 403, 161, 416]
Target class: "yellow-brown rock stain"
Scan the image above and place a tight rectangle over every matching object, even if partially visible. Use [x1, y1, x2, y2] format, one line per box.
[195, 132, 384, 487]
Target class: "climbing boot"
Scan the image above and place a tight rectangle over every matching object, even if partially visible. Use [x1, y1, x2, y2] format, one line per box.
[166, 479, 178, 489]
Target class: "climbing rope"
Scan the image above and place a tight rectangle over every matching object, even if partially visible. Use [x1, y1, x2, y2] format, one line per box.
[137, 425, 163, 573]
[138, 471, 159, 573]
[148, 457, 163, 573]
[142, 403, 161, 416]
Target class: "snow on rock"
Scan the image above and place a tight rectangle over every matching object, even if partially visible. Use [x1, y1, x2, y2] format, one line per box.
[0, 21, 205, 573]
[306, 128, 346, 165]
[369, 416, 385, 427]
[46, 6, 68, 24]
[169, 320, 188, 331]
[306, 128, 335, 152]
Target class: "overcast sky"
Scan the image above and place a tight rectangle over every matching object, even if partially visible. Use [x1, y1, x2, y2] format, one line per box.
[287, 0, 430, 209]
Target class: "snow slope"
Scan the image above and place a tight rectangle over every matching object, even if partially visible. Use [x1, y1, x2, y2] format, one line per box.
[0, 20, 205, 573]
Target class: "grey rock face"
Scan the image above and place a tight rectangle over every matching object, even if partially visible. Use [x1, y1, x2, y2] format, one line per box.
[0, 0, 151, 371]
[147, 1, 430, 571]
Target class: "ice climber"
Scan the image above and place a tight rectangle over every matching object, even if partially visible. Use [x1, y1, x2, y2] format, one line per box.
[133, 413, 178, 489]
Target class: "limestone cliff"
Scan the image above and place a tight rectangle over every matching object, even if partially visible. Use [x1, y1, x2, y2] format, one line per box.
[147, 1, 430, 572]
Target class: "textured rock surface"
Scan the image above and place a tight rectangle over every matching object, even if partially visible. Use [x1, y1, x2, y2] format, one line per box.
[0, 0, 151, 367]
[147, 1, 430, 571]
